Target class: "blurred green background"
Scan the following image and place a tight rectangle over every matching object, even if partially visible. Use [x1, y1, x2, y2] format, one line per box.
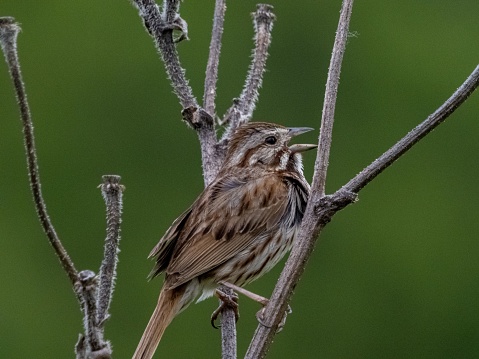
[1, 1, 479, 358]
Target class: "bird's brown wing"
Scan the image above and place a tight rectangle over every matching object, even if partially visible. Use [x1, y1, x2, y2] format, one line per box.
[148, 207, 193, 278]
[161, 173, 289, 290]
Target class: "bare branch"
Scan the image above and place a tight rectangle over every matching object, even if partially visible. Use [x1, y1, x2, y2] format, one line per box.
[181, 107, 219, 185]
[131, 0, 220, 185]
[201, 2, 238, 355]
[245, 62, 479, 359]
[311, 0, 354, 197]
[203, 0, 227, 116]
[75, 270, 112, 359]
[245, 16, 479, 359]
[342, 64, 479, 194]
[75, 176, 124, 359]
[220, 4, 276, 141]
[219, 286, 237, 359]
[131, 0, 197, 109]
[0, 17, 80, 295]
[97, 175, 124, 326]
[210, 5, 276, 353]
[75, 334, 87, 359]
[245, 1, 354, 357]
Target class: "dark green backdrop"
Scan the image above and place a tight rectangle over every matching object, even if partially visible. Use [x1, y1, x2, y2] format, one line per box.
[1, 1, 479, 358]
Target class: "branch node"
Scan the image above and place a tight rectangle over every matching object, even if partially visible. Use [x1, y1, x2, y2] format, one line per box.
[89, 346, 113, 359]
[170, 14, 189, 43]
[315, 190, 358, 224]
[75, 334, 87, 359]
[253, 4, 276, 24]
[148, 13, 189, 42]
[182, 107, 214, 130]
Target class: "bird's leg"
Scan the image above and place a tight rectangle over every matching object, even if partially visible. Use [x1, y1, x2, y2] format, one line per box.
[210, 288, 239, 329]
[219, 281, 291, 333]
[219, 281, 269, 305]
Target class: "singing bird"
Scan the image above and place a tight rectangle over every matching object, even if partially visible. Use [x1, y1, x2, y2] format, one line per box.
[133, 122, 316, 359]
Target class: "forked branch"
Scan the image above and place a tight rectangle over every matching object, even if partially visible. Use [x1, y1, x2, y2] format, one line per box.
[245, 0, 479, 355]
[246, 62, 479, 358]
[129, 2, 278, 357]
[76, 175, 124, 359]
[1, 17, 125, 358]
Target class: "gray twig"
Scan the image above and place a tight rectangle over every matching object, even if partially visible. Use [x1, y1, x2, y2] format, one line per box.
[132, 0, 197, 109]
[220, 4, 275, 142]
[219, 286, 237, 359]
[0, 17, 80, 298]
[75, 175, 124, 359]
[342, 64, 479, 194]
[245, 0, 354, 357]
[245, 62, 479, 359]
[246, 1, 479, 357]
[131, 0, 220, 186]
[203, 0, 226, 117]
[97, 175, 124, 327]
[202, 2, 237, 354]
[199, 0, 227, 184]
[1, 18, 126, 358]
[311, 0, 354, 198]
[75, 270, 112, 359]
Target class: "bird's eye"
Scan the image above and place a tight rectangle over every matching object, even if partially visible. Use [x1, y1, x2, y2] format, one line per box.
[265, 136, 277, 145]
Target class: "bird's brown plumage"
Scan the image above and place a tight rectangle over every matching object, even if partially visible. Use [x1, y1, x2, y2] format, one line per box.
[133, 122, 315, 359]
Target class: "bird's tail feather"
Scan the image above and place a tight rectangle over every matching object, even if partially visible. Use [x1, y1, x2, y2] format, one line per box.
[132, 286, 185, 359]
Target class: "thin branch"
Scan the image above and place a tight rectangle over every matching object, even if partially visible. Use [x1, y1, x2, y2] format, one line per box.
[342, 64, 479, 194]
[219, 4, 276, 142]
[75, 176, 124, 359]
[199, 0, 228, 186]
[202, 2, 237, 356]
[219, 286, 237, 359]
[203, 0, 226, 116]
[245, 1, 354, 357]
[245, 63, 479, 359]
[131, 0, 220, 185]
[212, 5, 276, 355]
[132, 0, 197, 108]
[182, 107, 219, 185]
[245, 32, 479, 359]
[75, 270, 112, 359]
[0, 17, 80, 296]
[311, 0, 354, 197]
[97, 175, 124, 326]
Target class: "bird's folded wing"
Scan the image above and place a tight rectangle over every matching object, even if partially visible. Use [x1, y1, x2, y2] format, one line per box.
[163, 174, 288, 290]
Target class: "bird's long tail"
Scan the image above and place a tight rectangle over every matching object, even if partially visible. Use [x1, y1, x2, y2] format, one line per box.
[132, 286, 186, 359]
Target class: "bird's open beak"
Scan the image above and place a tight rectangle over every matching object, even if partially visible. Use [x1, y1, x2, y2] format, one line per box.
[289, 143, 317, 153]
[288, 127, 317, 153]
[288, 127, 314, 137]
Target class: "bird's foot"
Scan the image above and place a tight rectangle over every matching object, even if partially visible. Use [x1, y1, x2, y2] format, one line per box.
[210, 288, 239, 329]
[219, 281, 291, 333]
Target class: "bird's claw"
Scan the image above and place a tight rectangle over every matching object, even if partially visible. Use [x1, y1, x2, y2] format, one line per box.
[256, 303, 292, 334]
[210, 289, 239, 329]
